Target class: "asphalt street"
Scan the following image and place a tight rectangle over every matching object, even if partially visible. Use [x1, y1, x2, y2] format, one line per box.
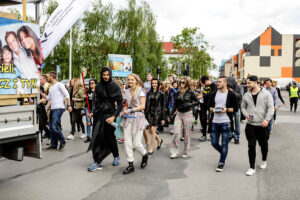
[0, 91, 299, 200]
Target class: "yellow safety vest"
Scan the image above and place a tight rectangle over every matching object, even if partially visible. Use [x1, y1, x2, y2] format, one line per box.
[290, 87, 299, 98]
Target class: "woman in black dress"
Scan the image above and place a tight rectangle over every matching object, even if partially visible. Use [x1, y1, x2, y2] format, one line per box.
[145, 78, 165, 155]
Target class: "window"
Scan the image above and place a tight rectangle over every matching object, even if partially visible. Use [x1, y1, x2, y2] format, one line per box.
[271, 49, 275, 56]
[278, 49, 282, 56]
[260, 56, 270, 67]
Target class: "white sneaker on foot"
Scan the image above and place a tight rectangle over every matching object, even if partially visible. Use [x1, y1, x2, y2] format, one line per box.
[80, 134, 86, 139]
[246, 168, 256, 176]
[182, 154, 189, 158]
[259, 161, 267, 169]
[67, 135, 75, 140]
[170, 154, 178, 159]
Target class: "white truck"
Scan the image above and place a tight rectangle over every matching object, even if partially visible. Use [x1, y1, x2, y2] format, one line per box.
[0, 95, 42, 161]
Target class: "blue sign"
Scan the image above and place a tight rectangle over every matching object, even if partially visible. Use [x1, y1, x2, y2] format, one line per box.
[56, 65, 60, 74]
[108, 54, 132, 77]
[41, 62, 45, 69]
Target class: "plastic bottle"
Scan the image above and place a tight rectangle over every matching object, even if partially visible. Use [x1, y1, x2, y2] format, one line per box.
[111, 122, 119, 128]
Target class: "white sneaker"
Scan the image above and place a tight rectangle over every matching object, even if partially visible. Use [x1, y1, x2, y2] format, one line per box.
[47, 139, 51, 145]
[80, 134, 86, 139]
[67, 135, 75, 140]
[259, 161, 267, 169]
[170, 154, 178, 159]
[182, 154, 189, 158]
[246, 168, 256, 176]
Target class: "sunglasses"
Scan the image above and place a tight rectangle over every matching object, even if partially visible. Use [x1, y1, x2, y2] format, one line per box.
[180, 81, 186, 84]
[90, 82, 95, 85]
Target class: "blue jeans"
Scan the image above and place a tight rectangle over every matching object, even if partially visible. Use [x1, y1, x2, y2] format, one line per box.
[211, 122, 231, 164]
[85, 107, 92, 138]
[267, 117, 273, 133]
[49, 109, 66, 147]
[233, 109, 241, 140]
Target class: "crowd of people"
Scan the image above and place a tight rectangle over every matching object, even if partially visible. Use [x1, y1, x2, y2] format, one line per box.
[37, 68, 300, 176]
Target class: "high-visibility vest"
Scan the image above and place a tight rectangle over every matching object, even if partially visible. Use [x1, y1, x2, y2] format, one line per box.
[290, 87, 299, 98]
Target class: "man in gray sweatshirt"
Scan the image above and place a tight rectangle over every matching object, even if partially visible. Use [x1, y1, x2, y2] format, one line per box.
[241, 75, 274, 176]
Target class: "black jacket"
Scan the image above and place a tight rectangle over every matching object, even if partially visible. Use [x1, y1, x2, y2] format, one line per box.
[203, 82, 217, 109]
[208, 89, 238, 131]
[171, 89, 200, 116]
[145, 90, 166, 120]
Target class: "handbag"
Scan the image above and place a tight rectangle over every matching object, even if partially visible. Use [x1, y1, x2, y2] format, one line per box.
[80, 109, 86, 116]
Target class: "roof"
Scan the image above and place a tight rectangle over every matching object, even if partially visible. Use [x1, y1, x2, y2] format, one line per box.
[162, 42, 183, 54]
[0, 0, 44, 6]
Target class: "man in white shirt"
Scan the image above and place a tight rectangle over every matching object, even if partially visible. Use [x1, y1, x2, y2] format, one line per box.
[45, 72, 72, 151]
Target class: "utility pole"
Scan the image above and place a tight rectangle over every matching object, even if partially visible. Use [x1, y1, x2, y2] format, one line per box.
[69, 27, 72, 81]
[22, 0, 26, 21]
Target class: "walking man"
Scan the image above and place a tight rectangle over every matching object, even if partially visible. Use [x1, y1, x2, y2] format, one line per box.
[208, 76, 237, 172]
[265, 79, 278, 132]
[45, 72, 72, 151]
[87, 67, 123, 172]
[289, 82, 300, 112]
[241, 75, 274, 176]
[200, 75, 217, 142]
[227, 77, 243, 144]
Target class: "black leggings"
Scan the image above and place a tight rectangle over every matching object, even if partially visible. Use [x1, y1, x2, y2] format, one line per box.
[199, 104, 207, 136]
[71, 109, 85, 134]
[290, 97, 298, 112]
[245, 124, 270, 169]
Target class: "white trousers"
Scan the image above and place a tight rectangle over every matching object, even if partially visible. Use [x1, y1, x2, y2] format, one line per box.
[124, 120, 147, 162]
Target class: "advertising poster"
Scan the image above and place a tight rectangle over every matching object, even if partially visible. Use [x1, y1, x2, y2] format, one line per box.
[0, 17, 41, 95]
[107, 54, 132, 77]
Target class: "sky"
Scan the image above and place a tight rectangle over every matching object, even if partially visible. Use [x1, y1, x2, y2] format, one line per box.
[1, 0, 300, 76]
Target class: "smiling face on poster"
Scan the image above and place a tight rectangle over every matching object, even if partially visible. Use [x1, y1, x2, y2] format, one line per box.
[0, 17, 41, 95]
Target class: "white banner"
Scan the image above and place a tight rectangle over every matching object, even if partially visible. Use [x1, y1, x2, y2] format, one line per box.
[41, 0, 92, 59]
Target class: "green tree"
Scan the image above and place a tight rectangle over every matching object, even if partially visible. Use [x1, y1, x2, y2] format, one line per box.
[81, 0, 117, 80]
[8, 8, 35, 23]
[170, 27, 216, 79]
[114, 0, 163, 80]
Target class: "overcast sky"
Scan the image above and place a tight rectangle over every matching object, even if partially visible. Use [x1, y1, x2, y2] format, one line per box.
[2, 0, 300, 75]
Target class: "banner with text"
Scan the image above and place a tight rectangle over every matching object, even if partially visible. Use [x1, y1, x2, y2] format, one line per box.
[41, 0, 93, 59]
[0, 17, 40, 95]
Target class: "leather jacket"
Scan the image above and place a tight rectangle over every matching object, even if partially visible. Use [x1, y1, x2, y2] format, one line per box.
[171, 89, 200, 116]
[145, 90, 166, 120]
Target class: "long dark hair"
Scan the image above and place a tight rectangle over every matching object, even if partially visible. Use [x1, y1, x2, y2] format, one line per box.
[1, 45, 14, 65]
[88, 79, 97, 92]
[17, 26, 41, 58]
[150, 77, 161, 93]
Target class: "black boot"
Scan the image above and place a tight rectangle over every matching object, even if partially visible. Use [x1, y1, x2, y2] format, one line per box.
[141, 154, 148, 168]
[123, 162, 135, 175]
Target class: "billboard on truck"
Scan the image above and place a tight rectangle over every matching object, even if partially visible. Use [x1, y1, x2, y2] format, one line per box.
[0, 17, 41, 95]
[108, 54, 132, 77]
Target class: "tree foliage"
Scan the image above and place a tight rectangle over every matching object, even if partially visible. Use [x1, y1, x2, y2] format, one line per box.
[42, 0, 163, 81]
[170, 27, 216, 79]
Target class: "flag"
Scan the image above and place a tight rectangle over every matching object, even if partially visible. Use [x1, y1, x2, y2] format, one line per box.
[41, 0, 92, 59]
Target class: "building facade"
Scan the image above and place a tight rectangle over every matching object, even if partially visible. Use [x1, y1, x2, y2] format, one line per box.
[222, 26, 300, 82]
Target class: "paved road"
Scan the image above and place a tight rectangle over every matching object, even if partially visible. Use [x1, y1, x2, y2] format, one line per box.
[0, 91, 299, 200]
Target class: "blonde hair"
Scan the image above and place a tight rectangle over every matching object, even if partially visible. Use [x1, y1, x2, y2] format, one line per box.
[74, 80, 83, 94]
[128, 74, 140, 105]
[180, 77, 190, 97]
[115, 80, 123, 90]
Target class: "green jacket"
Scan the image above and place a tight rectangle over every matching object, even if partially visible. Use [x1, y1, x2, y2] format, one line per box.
[74, 88, 85, 109]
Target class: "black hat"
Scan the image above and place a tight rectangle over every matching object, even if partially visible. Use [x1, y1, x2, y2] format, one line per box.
[248, 75, 258, 82]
